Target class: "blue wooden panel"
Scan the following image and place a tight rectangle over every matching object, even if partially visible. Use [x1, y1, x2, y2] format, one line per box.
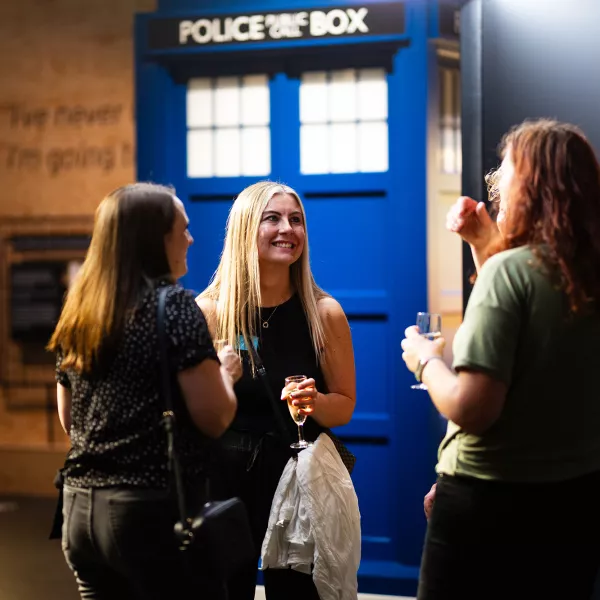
[184, 200, 234, 292]
[134, 34, 172, 183]
[270, 72, 300, 180]
[303, 196, 389, 293]
[186, 177, 270, 198]
[144, 33, 408, 60]
[384, 1, 436, 568]
[346, 319, 390, 417]
[300, 172, 390, 195]
[350, 441, 395, 560]
[359, 560, 420, 597]
[167, 79, 190, 189]
[338, 413, 392, 438]
[159, 0, 394, 11]
[332, 290, 390, 316]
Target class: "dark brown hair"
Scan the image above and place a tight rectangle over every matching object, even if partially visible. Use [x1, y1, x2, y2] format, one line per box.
[494, 119, 600, 313]
[48, 182, 176, 372]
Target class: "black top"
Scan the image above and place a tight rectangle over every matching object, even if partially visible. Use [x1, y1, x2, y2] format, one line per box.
[56, 282, 218, 489]
[232, 293, 326, 442]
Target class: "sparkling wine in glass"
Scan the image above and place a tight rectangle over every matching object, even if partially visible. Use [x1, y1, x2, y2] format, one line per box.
[285, 375, 314, 449]
[411, 312, 442, 391]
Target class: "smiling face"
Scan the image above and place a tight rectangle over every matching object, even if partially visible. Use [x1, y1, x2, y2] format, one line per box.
[164, 197, 193, 280]
[257, 193, 305, 267]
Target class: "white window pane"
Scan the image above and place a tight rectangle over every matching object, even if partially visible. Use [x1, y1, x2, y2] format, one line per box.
[241, 75, 270, 126]
[242, 127, 271, 176]
[187, 78, 213, 128]
[300, 124, 329, 174]
[187, 129, 213, 177]
[215, 128, 241, 177]
[329, 69, 357, 122]
[358, 68, 388, 121]
[358, 122, 388, 172]
[330, 123, 358, 173]
[215, 77, 240, 127]
[300, 71, 328, 124]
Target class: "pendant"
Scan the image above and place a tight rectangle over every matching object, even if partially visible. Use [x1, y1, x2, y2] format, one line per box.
[262, 321, 269, 329]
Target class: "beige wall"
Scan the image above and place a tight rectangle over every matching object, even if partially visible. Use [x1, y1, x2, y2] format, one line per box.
[426, 44, 463, 364]
[0, 0, 155, 216]
[0, 0, 155, 493]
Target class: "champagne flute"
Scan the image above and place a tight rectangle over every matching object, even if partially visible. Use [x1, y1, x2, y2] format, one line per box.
[285, 375, 314, 449]
[411, 312, 442, 391]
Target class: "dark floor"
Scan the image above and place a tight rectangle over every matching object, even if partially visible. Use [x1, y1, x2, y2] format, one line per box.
[3, 495, 600, 600]
[0, 496, 79, 600]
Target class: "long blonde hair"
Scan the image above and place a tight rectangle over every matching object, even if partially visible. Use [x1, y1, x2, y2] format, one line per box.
[48, 183, 176, 372]
[199, 181, 328, 366]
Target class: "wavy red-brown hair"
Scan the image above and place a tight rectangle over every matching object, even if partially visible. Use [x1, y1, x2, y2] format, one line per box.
[494, 119, 600, 313]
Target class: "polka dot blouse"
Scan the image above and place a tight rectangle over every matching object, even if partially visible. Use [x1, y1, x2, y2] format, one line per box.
[55, 282, 218, 489]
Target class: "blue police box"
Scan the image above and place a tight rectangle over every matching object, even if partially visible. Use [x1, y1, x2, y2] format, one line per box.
[135, 1, 460, 595]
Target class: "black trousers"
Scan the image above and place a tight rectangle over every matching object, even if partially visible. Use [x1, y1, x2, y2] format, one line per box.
[62, 485, 226, 600]
[418, 471, 600, 600]
[214, 431, 320, 600]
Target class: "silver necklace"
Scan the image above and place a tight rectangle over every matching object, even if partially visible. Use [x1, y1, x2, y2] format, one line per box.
[261, 304, 280, 329]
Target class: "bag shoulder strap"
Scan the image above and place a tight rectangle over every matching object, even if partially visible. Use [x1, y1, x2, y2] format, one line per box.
[157, 286, 189, 525]
[246, 342, 294, 446]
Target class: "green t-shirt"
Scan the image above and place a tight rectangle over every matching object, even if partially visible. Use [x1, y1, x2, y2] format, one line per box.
[437, 245, 600, 482]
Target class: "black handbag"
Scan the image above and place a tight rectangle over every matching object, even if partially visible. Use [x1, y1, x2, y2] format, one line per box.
[321, 428, 356, 475]
[157, 287, 255, 577]
[247, 341, 356, 475]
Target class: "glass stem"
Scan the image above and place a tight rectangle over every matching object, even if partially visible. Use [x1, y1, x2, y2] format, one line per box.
[297, 425, 303, 444]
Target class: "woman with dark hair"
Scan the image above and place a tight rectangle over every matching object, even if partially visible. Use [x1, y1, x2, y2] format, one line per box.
[48, 183, 241, 600]
[402, 120, 600, 600]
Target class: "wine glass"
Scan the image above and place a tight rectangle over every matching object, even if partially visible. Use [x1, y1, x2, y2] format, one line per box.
[285, 375, 314, 449]
[411, 312, 442, 391]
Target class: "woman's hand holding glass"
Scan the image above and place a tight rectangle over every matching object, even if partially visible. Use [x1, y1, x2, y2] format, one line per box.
[282, 377, 317, 414]
[401, 325, 445, 386]
[281, 376, 317, 449]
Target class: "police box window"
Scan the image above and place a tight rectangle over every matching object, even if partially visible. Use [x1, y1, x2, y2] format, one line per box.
[300, 68, 388, 174]
[187, 75, 271, 178]
[147, 3, 406, 50]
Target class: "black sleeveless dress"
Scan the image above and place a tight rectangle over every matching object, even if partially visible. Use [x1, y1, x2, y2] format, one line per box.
[232, 292, 326, 442]
[216, 293, 323, 600]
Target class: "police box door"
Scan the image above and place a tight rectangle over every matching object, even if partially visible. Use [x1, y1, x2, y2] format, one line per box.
[136, 3, 434, 594]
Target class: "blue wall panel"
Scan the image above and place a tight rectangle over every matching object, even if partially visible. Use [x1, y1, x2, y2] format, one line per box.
[184, 200, 234, 293]
[157, 0, 398, 15]
[351, 319, 390, 416]
[352, 441, 396, 560]
[382, 1, 437, 569]
[303, 196, 389, 292]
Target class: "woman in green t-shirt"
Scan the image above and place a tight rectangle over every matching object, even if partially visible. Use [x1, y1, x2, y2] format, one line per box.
[402, 119, 600, 600]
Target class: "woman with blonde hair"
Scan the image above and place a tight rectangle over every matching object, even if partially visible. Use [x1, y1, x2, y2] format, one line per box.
[49, 182, 241, 599]
[403, 119, 600, 599]
[197, 180, 356, 600]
